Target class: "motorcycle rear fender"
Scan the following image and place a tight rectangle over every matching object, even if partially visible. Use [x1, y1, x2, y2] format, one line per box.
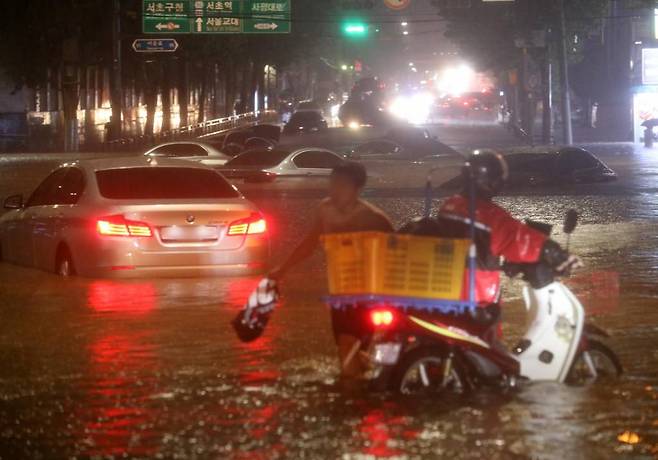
[583, 322, 609, 338]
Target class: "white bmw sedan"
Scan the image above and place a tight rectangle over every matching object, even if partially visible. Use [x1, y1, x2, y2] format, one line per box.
[0, 157, 269, 277]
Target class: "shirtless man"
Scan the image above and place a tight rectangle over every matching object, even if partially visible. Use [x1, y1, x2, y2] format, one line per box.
[269, 161, 393, 377]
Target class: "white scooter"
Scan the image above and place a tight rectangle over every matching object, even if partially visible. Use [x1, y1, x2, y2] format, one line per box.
[341, 211, 622, 394]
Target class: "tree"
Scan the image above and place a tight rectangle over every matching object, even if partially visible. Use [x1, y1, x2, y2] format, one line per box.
[433, 0, 610, 138]
[0, 0, 375, 149]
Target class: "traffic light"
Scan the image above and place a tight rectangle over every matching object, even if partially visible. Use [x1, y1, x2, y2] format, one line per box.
[342, 21, 368, 37]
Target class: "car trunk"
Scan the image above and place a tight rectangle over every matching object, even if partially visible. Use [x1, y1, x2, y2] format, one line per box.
[103, 201, 257, 250]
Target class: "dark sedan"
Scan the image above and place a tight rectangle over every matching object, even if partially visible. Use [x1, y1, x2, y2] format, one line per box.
[282, 110, 328, 135]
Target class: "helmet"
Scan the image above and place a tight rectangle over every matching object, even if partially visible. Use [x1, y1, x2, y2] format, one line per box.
[462, 150, 509, 199]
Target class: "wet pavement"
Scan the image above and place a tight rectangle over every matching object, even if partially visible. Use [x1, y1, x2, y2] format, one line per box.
[1, 125, 658, 459]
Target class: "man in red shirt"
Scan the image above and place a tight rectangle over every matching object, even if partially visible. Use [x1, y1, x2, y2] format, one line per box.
[438, 150, 575, 305]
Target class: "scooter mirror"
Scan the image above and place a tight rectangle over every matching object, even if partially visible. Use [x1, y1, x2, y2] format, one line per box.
[563, 209, 579, 234]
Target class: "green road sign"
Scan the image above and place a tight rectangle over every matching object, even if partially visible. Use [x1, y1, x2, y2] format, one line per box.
[143, 0, 291, 34]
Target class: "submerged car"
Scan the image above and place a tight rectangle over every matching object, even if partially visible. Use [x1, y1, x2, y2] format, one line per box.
[440, 147, 616, 189]
[350, 136, 460, 160]
[282, 110, 328, 135]
[504, 147, 617, 186]
[0, 157, 269, 277]
[144, 141, 233, 167]
[219, 147, 345, 185]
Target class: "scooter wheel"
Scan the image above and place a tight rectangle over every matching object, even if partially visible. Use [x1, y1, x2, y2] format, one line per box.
[393, 347, 469, 396]
[566, 339, 623, 385]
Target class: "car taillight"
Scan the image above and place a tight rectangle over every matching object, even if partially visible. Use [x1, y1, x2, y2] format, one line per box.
[227, 214, 267, 236]
[370, 309, 396, 328]
[97, 215, 152, 237]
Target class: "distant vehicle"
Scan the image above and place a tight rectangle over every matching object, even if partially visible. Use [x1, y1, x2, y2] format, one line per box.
[144, 141, 232, 166]
[282, 111, 328, 135]
[350, 128, 461, 160]
[219, 147, 345, 185]
[0, 158, 269, 277]
[206, 124, 281, 156]
[296, 100, 322, 111]
[440, 147, 616, 189]
[243, 137, 276, 151]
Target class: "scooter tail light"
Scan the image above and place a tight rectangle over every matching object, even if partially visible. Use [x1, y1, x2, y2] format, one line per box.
[227, 214, 267, 236]
[370, 309, 396, 328]
[97, 215, 152, 237]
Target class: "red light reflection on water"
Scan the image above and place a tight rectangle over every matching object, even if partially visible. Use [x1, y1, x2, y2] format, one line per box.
[80, 282, 160, 457]
[356, 407, 417, 458]
[223, 276, 262, 307]
[79, 331, 159, 457]
[87, 281, 157, 314]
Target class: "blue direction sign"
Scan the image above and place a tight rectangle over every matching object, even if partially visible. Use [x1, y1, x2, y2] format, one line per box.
[132, 38, 179, 52]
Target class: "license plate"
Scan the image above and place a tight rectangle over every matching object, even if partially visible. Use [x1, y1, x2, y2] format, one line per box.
[159, 225, 219, 242]
[372, 343, 402, 365]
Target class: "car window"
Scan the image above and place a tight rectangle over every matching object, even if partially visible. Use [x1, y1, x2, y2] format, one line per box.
[152, 143, 207, 157]
[225, 132, 248, 146]
[26, 168, 69, 207]
[55, 168, 85, 205]
[96, 167, 239, 200]
[288, 112, 323, 127]
[355, 141, 401, 156]
[293, 151, 344, 169]
[506, 154, 553, 173]
[225, 150, 290, 167]
[557, 149, 598, 173]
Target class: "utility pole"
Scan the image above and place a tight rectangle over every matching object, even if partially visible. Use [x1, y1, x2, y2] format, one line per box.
[109, 0, 123, 142]
[557, 0, 573, 145]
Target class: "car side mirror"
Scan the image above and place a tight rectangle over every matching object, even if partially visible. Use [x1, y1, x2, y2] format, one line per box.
[563, 209, 579, 234]
[4, 194, 23, 210]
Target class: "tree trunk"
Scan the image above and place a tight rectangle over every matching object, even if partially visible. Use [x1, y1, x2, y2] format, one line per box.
[239, 62, 250, 113]
[226, 59, 236, 116]
[198, 62, 207, 123]
[161, 61, 172, 133]
[109, 0, 123, 142]
[61, 65, 80, 152]
[251, 60, 262, 113]
[143, 63, 159, 138]
[178, 58, 189, 127]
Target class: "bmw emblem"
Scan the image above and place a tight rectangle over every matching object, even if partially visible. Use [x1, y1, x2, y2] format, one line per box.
[186, 215, 195, 224]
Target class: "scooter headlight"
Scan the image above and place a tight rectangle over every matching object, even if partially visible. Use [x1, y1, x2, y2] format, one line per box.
[372, 343, 402, 365]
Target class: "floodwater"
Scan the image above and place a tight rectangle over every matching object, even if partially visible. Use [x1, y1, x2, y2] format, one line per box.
[1, 129, 658, 459]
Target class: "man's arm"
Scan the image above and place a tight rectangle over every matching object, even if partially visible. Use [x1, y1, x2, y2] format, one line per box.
[269, 212, 323, 280]
[488, 208, 547, 263]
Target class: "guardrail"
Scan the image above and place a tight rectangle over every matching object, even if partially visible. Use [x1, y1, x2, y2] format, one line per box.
[106, 110, 279, 152]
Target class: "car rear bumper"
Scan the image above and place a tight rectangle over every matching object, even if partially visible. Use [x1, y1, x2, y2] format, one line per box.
[89, 262, 267, 278]
[75, 236, 269, 278]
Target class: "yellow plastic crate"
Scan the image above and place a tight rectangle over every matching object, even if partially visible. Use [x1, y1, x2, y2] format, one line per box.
[322, 232, 469, 301]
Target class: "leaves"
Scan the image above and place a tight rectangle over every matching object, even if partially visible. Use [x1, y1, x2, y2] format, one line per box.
[432, 0, 610, 74]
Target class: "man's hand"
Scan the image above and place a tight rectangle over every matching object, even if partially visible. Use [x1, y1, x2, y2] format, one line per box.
[556, 254, 584, 273]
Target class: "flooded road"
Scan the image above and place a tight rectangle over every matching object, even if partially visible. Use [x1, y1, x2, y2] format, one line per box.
[1, 127, 658, 459]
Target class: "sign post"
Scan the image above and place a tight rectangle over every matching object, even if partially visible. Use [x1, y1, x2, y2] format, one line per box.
[143, 1, 291, 34]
